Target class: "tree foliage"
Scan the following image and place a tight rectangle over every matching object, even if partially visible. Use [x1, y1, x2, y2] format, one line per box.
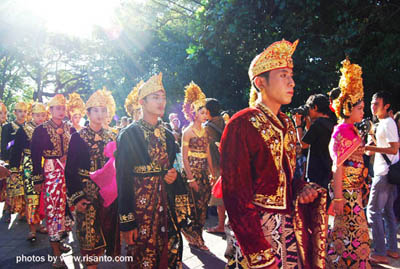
[0, 0, 399, 119]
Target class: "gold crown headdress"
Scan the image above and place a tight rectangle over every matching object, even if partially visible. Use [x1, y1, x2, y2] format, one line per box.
[14, 101, 27, 111]
[248, 39, 298, 81]
[125, 80, 144, 118]
[86, 87, 116, 123]
[182, 81, 206, 121]
[332, 58, 364, 119]
[27, 102, 47, 122]
[0, 102, 7, 113]
[138, 73, 165, 100]
[47, 94, 66, 107]
[67, 93, 85, 119]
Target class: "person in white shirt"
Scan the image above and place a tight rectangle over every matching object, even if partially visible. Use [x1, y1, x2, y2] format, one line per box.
[365, 91, 400, 264]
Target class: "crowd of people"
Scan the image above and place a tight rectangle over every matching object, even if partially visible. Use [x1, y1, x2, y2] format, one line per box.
[0, 38, 399, 269]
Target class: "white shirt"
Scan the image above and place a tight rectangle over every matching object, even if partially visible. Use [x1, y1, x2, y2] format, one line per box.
[373, 117, 400, 176]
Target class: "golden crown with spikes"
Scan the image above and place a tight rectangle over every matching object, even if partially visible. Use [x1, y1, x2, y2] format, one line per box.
[332, 58, 364, 119]
[14, 101, 27, 111]
[0, 102, 7, 113]
[138, 73, 165, 100]
[248, 39, 299, 81]
[32, 102, 46, 114]
[67, 93, 85, 119]
[86, 87, 116, 123]
[125, 80, 144, 118]
[48, 94, 66, 107]
[182, 81, 206, 121]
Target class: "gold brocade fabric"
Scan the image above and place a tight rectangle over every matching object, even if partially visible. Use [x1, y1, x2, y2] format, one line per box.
[127, 119, 182, 269]
[327, 144, 371, 268]
[182, 135, 211, 246]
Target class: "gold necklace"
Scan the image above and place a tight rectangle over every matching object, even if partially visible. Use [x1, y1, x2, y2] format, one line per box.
[192, 126, 205, 137]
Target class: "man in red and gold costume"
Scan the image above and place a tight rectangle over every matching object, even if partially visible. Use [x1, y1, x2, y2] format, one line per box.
[220, 39, 327, 269]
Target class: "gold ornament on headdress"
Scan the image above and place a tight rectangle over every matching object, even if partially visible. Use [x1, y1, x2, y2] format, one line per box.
[32, 102, 46, 114]
[47, 94, 66, 107]
[67, 93, 85, 119]
[14, 101, 27, 111]
[138, 73, 165, 100]
[248, 39, 299, 81]
[0, 102, 7, 113]
[182, 81, 206, 121]
[125, 80, 144, 118]
[86, 87, 116, 123]
[332, 58, 364, 119]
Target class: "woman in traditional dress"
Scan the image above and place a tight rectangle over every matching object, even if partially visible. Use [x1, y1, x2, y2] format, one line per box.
[181, 81, 215, 251]
[327, 58, 371, 268]
[66, 93, 85, 133]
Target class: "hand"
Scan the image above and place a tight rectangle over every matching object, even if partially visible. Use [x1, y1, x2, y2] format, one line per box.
[332, 198, 345, 215]
[10, 172, 18, 180]
[75, 198, 91, 213]
[298, 185, 318, 204]
[164, 168, 177, 184]
[34, 183, 43, 193]
[189, 181, 199, 192]
[122, 229, 138, 245]
[0, 166, 10, 179]
[293, 114, 302, 127]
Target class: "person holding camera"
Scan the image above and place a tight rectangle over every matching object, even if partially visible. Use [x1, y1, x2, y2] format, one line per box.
[294, 94, 336, 192]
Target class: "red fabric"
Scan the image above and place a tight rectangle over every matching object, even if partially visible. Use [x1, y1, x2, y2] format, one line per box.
[211, 176, 222, 198]
[220, 105, 305, 265]
[39, 191, 45, 220]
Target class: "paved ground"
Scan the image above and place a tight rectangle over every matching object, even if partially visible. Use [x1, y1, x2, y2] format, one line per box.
[1, 202, 400, 268]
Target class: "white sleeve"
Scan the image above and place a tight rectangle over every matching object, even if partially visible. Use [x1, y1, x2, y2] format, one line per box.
[384, 119, 400, 143]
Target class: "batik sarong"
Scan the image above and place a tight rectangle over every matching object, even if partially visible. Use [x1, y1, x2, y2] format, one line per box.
[43, 158, 71, 241]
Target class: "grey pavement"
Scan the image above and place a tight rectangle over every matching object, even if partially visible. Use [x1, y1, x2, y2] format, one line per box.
[1, 202, 400, 268]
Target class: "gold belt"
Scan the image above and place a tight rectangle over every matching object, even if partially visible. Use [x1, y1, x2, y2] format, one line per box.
[188, 151, 207, 159]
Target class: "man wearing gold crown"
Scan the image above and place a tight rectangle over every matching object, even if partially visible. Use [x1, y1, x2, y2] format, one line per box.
[31, 94, 73, 267]
[65, 88, 120, 267]
[220, 40, 327, 269]
[1, 101, 27, 222]
[116, 73, 187, 268]
[9, 102, 48, 242]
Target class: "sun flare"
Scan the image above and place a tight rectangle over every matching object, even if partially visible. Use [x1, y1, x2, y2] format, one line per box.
[15, 0, 121, 37]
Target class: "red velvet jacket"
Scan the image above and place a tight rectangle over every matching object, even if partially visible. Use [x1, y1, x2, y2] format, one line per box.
[221, 103, 307, 268]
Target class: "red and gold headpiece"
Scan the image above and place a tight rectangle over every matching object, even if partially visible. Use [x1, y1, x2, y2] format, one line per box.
[125, 80, 144, 119]
[182, 81, 206, 121]
[67, 93, 85, 119]
[47, 94, 66, 107]
[248, 39, 298, 81]
[14, 101, 27, 111]
[332, 58, 364, 119]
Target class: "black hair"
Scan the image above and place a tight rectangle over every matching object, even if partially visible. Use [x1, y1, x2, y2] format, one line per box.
[305, 94, 331, 116]
[205, 98, 222, 117]
[372, 91, 392, 110]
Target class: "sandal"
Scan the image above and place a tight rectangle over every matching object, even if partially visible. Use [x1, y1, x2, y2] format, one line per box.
[27, 232, 37, 243]
[37, 225, 48, 234]
[52, 257, 67, 268]
[59, 242, 71, 254]
[370, 254, 389, 265]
